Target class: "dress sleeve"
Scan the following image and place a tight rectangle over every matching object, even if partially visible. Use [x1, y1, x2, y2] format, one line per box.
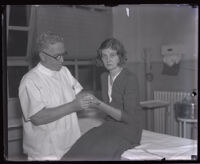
[121, 74, 141, 124]
[19, 79, 46, 122]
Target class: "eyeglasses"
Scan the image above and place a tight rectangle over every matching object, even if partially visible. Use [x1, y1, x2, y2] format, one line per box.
[42, 51, 67, 61]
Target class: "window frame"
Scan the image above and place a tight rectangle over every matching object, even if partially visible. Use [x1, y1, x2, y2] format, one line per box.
[7, 5, 35, 99]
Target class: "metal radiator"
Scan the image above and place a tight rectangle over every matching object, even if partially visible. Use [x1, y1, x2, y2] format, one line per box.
[153, 91, 190, 136]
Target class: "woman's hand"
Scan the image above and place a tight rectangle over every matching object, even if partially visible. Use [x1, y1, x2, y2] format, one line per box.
[86, 94, 101, 108]
[75, 91, 102, 110]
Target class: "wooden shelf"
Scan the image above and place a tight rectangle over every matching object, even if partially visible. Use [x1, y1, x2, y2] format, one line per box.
[8, 118, 22, 142]
[8, 118, 22, 129]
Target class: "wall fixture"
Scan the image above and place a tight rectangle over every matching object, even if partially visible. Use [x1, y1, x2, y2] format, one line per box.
[161, 45, 184, 67]
[143, 48, 153, 82]
[161, 45, 184, 76]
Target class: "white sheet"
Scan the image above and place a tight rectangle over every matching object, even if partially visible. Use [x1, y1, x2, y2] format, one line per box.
[121, 130, 197, 160]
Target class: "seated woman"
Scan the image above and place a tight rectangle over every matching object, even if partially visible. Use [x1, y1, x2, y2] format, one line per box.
[61, 38, 143, 161]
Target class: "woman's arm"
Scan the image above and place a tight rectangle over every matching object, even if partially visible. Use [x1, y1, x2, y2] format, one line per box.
[89, 73, 140, 123]
[92, 100, 122, 121]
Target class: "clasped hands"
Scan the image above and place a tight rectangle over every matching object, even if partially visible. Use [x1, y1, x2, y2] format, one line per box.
[75, 92, 101, 110]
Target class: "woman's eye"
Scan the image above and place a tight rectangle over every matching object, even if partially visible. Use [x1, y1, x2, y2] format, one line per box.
[111, 54, 117, 57]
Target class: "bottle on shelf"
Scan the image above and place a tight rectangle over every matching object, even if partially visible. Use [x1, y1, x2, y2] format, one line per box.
[181, 89, 197, 119]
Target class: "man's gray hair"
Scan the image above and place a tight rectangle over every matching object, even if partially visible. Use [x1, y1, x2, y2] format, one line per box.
[37, 31, 64, 52]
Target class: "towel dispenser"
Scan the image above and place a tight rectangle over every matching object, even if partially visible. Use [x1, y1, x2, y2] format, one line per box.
[161, 45, 184, 67]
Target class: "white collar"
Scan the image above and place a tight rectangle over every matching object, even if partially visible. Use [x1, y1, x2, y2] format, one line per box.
[37, 62, 58, 77]
[109, 68, 122, 82]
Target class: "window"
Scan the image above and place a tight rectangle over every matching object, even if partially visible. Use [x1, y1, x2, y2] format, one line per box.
[7, 5, 34, 98]
[9, 5, 31, 26]
[65, 65, 75, 77]
[78, 65, 94, 90]
[7, 30, 28, 57]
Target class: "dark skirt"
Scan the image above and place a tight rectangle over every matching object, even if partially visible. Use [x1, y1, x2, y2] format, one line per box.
[61, 121, 142, 161]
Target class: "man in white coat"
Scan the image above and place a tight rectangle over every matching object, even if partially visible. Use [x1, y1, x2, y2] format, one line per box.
[19, 31, 91, 161]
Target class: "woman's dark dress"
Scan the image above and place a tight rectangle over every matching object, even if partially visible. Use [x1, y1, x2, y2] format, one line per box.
[61, 68, 143, 161]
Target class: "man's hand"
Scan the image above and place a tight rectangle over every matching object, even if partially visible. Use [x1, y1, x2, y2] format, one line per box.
[74, 92, 101, 110]
[73, 92, 91, 110]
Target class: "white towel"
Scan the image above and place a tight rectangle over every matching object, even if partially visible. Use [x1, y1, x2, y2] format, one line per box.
[163, 54, 182, 67]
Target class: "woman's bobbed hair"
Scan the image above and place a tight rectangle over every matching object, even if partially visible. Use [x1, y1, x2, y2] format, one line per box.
[96, 38, 127, 66]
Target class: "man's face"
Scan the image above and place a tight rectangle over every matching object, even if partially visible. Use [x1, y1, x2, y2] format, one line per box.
[41, 42, 66, 71]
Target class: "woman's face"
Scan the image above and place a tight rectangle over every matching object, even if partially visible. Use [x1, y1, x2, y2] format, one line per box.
[101, 48, 120, 71]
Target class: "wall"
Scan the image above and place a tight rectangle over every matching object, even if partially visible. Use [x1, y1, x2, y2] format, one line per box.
[34, 5, 112, 59]
[135, 4, 198, 93]
[113, 4, 198, 62]
[112, 4, 198, 131]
